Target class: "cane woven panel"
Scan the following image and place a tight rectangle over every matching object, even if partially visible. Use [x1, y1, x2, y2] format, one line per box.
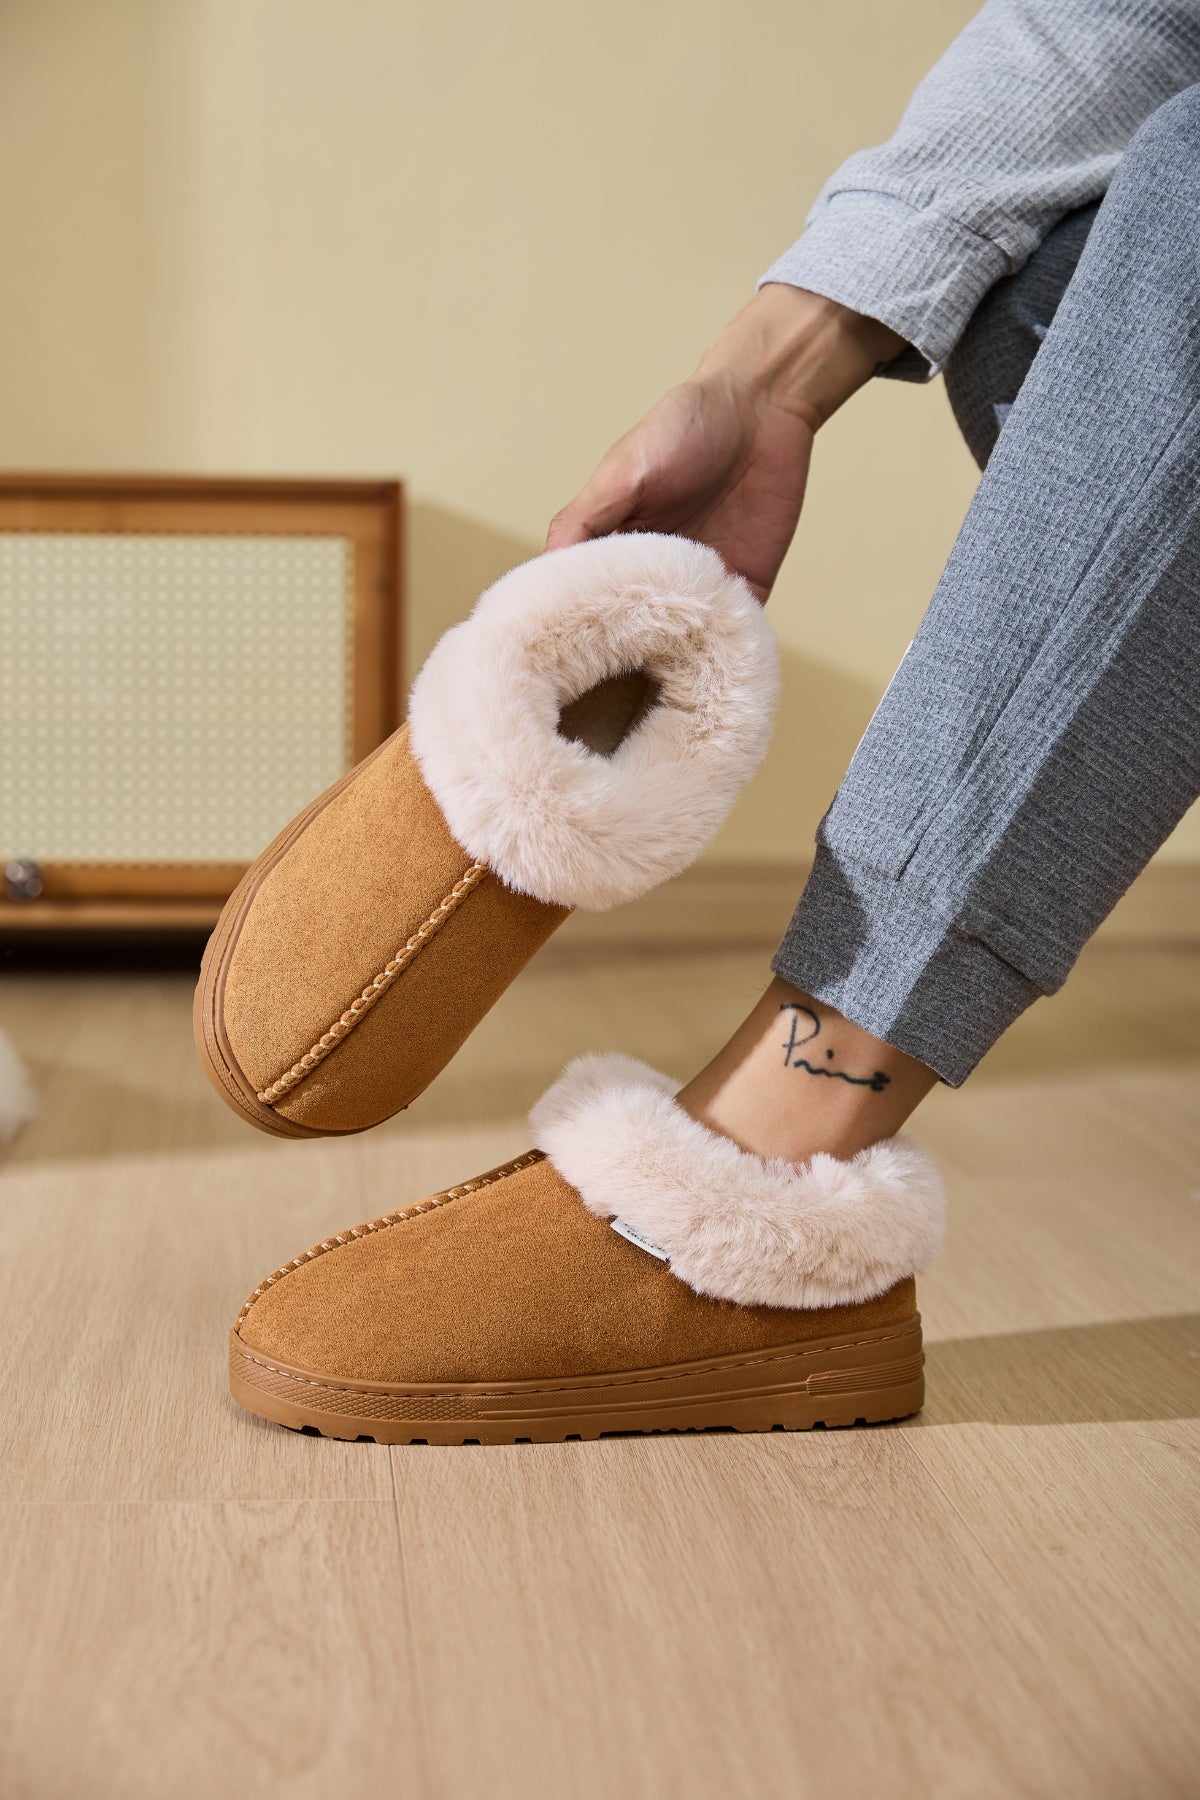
[0, 533, 352, 864]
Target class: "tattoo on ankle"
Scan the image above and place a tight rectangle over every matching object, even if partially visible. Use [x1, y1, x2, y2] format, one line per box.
[780, 1005, 890, 1093]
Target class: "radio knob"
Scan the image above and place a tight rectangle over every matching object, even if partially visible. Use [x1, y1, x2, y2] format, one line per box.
[3, 859, 45, 903]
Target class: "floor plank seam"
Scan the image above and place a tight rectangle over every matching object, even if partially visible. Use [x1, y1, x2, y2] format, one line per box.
[387, 1450, 440, 1800]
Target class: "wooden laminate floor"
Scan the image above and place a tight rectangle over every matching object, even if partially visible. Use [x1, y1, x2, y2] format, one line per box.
[0, 938, 1197, 1799]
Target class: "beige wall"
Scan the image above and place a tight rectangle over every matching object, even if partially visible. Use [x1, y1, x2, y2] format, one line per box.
[0, 0, 1193, 862]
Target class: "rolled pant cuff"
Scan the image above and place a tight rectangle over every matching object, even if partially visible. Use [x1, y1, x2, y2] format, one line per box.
[771, 844, 1043, 1087]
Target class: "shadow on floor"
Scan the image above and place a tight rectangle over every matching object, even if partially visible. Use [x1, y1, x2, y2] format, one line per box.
[919, 1313, 1200, 1427]
[0, 1055, 252, 1167]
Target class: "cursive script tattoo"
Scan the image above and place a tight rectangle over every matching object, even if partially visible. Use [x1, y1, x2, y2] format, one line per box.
[780, 1005, 890, 1093]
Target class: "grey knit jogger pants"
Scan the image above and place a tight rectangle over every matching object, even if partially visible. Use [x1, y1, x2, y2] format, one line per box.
[773, 87, 1200, 1086]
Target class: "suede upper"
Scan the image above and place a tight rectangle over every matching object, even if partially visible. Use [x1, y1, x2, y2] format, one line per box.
[235, 1152, 918, 1386]
[219, 725, 566, 1133]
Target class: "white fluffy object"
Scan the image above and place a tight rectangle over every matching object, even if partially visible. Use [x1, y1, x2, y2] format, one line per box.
[408, 533, 778, 911]
[0, 1027, 34, 1143]
[530, 1054, 945, 1309]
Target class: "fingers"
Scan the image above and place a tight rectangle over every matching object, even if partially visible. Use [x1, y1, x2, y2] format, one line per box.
[544, 503, 601, 551]
[545, 485, 630, 551]
[545, 442, 645, 551]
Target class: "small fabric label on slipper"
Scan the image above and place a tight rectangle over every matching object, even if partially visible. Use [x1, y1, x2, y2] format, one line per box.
[611, 1218, 670, 1262]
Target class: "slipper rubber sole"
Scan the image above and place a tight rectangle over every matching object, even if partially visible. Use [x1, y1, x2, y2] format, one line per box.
[193, 741, 394, 1140]
[229, 1314, 925, 1444]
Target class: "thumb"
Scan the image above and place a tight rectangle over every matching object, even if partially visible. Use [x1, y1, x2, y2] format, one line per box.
[545, 458, 642, 552]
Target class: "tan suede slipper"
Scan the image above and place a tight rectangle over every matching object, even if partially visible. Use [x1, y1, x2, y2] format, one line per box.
[229, 1055, 943, 1443]
[196, 535, 777, 1140]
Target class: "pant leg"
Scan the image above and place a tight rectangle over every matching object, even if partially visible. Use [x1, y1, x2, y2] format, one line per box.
[774, 86, 1200, 1086]
[944, 203, 1099, 471]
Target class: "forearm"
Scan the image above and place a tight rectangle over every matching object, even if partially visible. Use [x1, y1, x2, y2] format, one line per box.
[692, 285, 908, 433]
[764, 0, 1200, 375]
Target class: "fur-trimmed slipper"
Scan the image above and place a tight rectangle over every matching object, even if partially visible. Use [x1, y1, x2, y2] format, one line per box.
[196, 535, 777, 1139]
[228, 1055, 943, 1442]
[0, 1027, 34, 1143]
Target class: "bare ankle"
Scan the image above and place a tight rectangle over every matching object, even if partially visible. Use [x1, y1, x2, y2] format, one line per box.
[677, 977, 937, 1164]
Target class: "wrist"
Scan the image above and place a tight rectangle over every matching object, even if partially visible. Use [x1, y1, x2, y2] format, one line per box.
[695, 285, 908, 431]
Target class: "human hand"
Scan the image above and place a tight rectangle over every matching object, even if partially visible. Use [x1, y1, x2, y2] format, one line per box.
[546, 286, 906, 601]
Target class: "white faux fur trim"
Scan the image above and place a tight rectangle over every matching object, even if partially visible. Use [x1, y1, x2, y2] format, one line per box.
[408, 534, 778, 910]
[530, 1054, 944, 1309]
[0, 1027, 34, 1143]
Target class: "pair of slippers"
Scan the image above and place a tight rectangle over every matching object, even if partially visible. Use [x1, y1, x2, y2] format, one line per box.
[199, 534, 942, 1443]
